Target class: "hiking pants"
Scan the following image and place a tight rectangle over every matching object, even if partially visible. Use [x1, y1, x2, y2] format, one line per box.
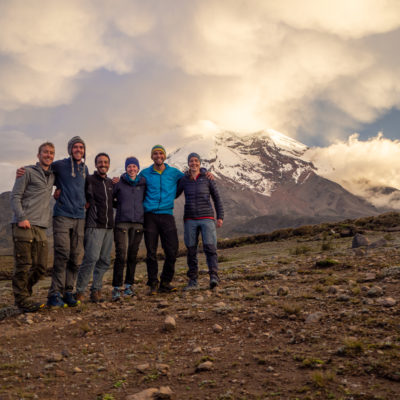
[144, 213, 178, 286]
[12, 224, 48, 305]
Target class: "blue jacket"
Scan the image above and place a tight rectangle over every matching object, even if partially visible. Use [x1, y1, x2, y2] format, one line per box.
[52, 158, 89, 219]
[113, 174, 146, 224]
[176, 173, 224, 220]
[139, 164, 184, 215]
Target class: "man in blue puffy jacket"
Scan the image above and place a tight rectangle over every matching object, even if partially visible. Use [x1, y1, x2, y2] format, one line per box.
[139, 145, 184, 294]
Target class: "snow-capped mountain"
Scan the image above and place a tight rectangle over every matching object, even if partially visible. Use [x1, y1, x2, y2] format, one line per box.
[169, 129, 378, 235]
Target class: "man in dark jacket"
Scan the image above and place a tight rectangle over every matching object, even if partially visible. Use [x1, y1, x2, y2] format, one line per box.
[176, 152, 224, 290]
[75, 153, 114, 303]
[11, 142, 55, 312]
[111, 156, 146, 301]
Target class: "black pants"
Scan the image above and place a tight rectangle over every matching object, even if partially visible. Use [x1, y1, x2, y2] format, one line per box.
[112, 222, 144, 287]
[144, 213, 178, 286]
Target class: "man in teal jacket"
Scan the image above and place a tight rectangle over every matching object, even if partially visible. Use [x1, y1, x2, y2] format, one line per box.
[139, 145, 184, 294]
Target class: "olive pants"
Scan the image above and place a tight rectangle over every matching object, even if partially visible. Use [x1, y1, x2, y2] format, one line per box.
[12, 224, 48, 305]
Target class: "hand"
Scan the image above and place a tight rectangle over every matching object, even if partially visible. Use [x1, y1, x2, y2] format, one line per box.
[85, 202, 90, 209]
[216, 219, 223, 228]
[206, 171, 215, 181]
[18, 220, 31, 229]
[112, 177, 120, 184]
[16, 167, 26, 178]
[54, 188, 61, 200]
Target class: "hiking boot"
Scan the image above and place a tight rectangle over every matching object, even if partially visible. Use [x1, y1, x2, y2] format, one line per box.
[158, 281, 177, 293]
[123, 284, 134, 297]
[184, 279, 199, 291]
[210, 276, 219, 289]
[17, 300, 45, 313]
[75, 292, 85, 303]
[147, 283, 158, 296]
[112, 287, 121, 302]
[63, 292, 79, 307]
[47, 293, 66, 308]
[90, 290, 104, 303]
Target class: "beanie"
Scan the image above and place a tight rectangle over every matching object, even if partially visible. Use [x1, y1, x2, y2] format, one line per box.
[187, 152, 201, 164]
[67, 136, 86, 178]
[151, 145, 166, 157]
[125, 156, 140, 171]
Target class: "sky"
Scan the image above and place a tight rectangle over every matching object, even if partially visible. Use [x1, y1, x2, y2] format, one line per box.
[1, 0, 400, 196]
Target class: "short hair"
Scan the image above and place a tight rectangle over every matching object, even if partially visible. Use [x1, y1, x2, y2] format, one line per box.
[95, 152, 110, 164]
[38, 142, 55, 154]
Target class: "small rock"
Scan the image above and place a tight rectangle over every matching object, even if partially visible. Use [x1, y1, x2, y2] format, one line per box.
[164, 316, 176, 331]
[215, 301, 226, 307]
[336, 294, 350, 302]
[157, 301, 169, 309]
[353, 248, 367, 257]
[305, 312, 324, 324]
[126, 388, 158, 400]
[368, 238, 388, 249]
[136, 363, 150, 373]
[194, 295, 204, 303]
[327, 286, 339, 294]
[277, 286, 289, 296]
[196, 361, 213, 372]
[47, 353, 63, 363]
[363, 273, 376, 282]
[73, 367, 82, 373]
[213, 324, 223, 333]
[156, 363, 170, 374]
[55, 369, 66, 377]
[352, 233, 369, 248]
[381, 266, 400, 278]
[377, 297, 397, 307]
[367, 286, 383, 298]
[193, 346, 202, 353]
[156, 386, 174, 399]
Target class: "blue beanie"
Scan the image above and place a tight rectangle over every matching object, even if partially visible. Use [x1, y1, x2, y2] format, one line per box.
[125, 157, 140, 170]
[188, 152, 201, 164]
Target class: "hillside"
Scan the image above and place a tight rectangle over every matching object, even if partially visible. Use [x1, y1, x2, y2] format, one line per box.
[0, 213, 399, 399]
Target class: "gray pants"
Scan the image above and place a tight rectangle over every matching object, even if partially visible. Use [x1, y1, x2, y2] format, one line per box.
[76, 228, 113, 293]
[12, 224, 48, 305]
[48, 216, 85, 297]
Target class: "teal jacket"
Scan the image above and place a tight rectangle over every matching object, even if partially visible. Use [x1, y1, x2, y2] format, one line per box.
[139, 164, 184, 215]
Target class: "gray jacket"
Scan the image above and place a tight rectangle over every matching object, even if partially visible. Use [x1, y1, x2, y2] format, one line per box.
[11, 163, 55, 228]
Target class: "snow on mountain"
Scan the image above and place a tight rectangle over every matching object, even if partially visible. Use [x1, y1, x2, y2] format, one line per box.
[168, 129, 314, 197]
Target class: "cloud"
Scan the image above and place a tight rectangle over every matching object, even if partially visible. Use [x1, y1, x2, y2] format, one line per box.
[304, 133, 400, 207]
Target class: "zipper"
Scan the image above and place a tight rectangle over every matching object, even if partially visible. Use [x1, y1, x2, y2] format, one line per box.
[103, 180, 108, 227]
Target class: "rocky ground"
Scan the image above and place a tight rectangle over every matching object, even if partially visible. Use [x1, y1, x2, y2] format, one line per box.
[0, 229, 399, 400]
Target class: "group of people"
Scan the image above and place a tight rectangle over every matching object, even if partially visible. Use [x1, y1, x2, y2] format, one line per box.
[10, 137, 224, 313]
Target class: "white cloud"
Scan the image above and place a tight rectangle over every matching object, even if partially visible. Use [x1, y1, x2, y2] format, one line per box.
[304, 133, 400, 207]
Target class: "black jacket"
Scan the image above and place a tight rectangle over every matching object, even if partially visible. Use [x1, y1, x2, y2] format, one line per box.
[85, 171, 114, 229]
[176, 173, 224, 220]
[113, 174, 146, 224]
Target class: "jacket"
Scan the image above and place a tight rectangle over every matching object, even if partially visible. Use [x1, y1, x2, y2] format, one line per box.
[11, 163, 55, 228]
[85, 171, 114, 229]
[52, 158, 88, 219]
[113, 174, 146, 224]
[176, 173, 224, 220]
[139, 164, 184, 215]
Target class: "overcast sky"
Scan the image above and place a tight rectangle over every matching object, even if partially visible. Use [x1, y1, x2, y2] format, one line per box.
[1, 0, 400, 193]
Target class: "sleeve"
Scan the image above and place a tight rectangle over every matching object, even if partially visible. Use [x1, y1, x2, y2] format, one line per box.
[176, 177, 184, 199]
[85, 177, 94, 207]
[10, 170, 30, 222]
[209, 180, 224, 220]
[112, 182, 119, 208]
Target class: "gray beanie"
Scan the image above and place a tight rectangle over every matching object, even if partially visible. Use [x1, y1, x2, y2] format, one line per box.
[67, 136, 86, 178]
[187, 152, 201, 164]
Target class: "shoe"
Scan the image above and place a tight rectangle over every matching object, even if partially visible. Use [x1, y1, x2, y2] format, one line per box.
[63, 292, 79, 307]
[123, 284, 134, 297]
[17, 300, 45, 313]
[184, 279, 199, 291]
[147, 283, 158, 296]
[90, 290, 104, 303]
[210, 277, 219, 289]
[75, 292, 85, 303]
[47, 293, 66, 308]
[112, 287, 121, 302]
[158, 282, 177, 293]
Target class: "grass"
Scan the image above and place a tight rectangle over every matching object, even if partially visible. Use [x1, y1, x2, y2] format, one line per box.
[311, 371, 336, 388]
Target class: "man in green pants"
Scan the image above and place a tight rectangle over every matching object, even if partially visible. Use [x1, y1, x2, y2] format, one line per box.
[10, 142, 55, 312]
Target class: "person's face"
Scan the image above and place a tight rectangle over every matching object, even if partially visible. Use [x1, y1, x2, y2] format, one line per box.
[71, 142, 85, 162]
[95, 155, 110, 176]
[38, 146, 55, 168]
[126, 164, 139, 178]
[151, 150, 166, 166]
[188, 156, 201, 173]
